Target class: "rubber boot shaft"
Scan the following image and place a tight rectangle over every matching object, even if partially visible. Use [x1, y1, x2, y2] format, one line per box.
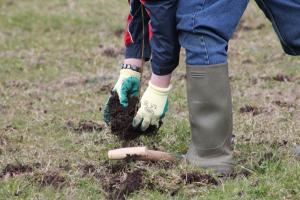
[186, 63, 233, 174]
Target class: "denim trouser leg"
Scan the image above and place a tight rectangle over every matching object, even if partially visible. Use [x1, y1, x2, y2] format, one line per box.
[255, 0, 300, 55]
[176, 0, 249, 66]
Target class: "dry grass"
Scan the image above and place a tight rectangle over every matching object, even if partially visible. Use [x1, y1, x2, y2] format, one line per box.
[0, 0, 299, 199]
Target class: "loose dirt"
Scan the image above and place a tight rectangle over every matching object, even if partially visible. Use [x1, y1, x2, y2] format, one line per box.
[36, 171, 67, 189]
[65, 120, 104, 133]
[80, 164, 96, 176]
[102, 47, 123, 58]
[106, 92, 160, 140]
[103, 169, 144, 200]
[272, 101, 296, 109]
[239, 105, 263, 116]
[180, 172, 218, 186]
[0, 163, 33, 178]
[273, 74, 291, 82]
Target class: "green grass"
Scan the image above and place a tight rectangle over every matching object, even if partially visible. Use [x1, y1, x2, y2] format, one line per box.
[0, 0, 299, 199]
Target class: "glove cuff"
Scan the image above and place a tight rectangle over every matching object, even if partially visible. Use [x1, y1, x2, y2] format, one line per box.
[148, 81, 172, 95]
[120, 69, 141, 79]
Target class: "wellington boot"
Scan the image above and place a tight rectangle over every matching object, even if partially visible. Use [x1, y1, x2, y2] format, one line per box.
[186, 63, 234, 175]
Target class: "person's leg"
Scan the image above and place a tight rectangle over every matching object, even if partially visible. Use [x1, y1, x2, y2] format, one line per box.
[254, 0, 300, 155]
[125, 0, 180, 85]
[131, 0, 180, 131]
[124, 0, 152, 67]
[143, 0, 180, 76]
[255, 0, 300, 55]
[177, 0, 249, 174]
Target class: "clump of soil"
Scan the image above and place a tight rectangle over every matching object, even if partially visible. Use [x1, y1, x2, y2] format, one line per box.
[58, 160, 71, 171]
[239, 105, 263, 116]
[65, 120, 104, 133]
[0, 163, 33, 178]
[106, 92, 160, 140]
[37, 171, 67, 189]
[102, 47, 123, 58]
[273, 74, 291, 82]
[272, 101, 296, 109]
[80, 164, 96, 176]
[180, 172, 218, 186]
[105, 162, 128, 174]
[103, 169, 144, 200]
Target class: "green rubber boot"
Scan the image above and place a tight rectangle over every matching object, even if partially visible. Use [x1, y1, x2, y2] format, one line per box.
[294, 146, 300, 156]
[186, 63, 234, 175]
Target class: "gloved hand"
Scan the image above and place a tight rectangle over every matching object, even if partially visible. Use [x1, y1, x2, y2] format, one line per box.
[103, 68, 141, 124]
[132, 82, 171, 131]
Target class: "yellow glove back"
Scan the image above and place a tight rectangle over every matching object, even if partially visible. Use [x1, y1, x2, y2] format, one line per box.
[132, 82, 171, 131]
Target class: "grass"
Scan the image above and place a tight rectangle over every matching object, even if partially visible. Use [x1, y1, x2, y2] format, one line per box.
[0, 0, 299, 199]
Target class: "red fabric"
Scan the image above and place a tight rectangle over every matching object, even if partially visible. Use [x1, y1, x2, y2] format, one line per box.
[148, 21, 153, 41]
[140, 0, 145, 5]
[124, 14, 133, 46]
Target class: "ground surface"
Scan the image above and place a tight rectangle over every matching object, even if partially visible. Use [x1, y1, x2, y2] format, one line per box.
[0, 0, 299, 199]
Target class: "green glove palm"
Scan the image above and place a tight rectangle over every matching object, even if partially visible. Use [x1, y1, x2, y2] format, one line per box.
[132, 82, 171, 131]
[103, 69, 141, 124]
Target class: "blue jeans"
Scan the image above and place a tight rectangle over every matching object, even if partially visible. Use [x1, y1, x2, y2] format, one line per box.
[177, 0, 300, 66]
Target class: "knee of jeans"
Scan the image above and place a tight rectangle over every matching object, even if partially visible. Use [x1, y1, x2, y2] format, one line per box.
[281, 36, 300, 56]
[179, 31, 228, 65]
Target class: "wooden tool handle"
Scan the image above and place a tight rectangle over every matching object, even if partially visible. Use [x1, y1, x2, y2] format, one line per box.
[140, 150, 177, 162]
[107, 147, 177, 162]
[108, 147, 147, 160]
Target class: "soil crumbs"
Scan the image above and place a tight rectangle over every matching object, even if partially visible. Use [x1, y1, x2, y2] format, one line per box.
[36, 171, 67, 189]
[107, 92, 160, 140]
[103, 169, 144, 200]
[65, 120, 104, 133]
[239, 105, 263, 116]
[180, 172, 218, 186]
[0, 163, 34, 178]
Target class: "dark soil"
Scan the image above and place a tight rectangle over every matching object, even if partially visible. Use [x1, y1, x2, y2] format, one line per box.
[102, 47, 123, 57]
[146, 160, 176, 170]
[106, 162, 128, 174]
[270, 139, 288, 148]
[103, 169, 144, 200]
[273, 74, 291, 82]
[272, 101, 296, 109]
[37, 171, 67, 189]
[65, 120, 104, 133]
[0, 163, 33, 178]
[239, 105, 262, 116]
[258, 74, 292, 82]
[114, 28, 124, 37]
[180, 172, 218, 186]
[58, 160, 71, 171]
[80, 164, 96, 176]
[107, 92, 160, 140]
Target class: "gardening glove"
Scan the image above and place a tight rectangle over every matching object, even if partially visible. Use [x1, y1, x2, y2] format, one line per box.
[132, 82, 171, 131]
[103, 68, 141, 124]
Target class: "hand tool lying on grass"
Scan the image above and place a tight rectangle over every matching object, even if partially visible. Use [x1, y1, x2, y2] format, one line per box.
[108, 147, 180, 162]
